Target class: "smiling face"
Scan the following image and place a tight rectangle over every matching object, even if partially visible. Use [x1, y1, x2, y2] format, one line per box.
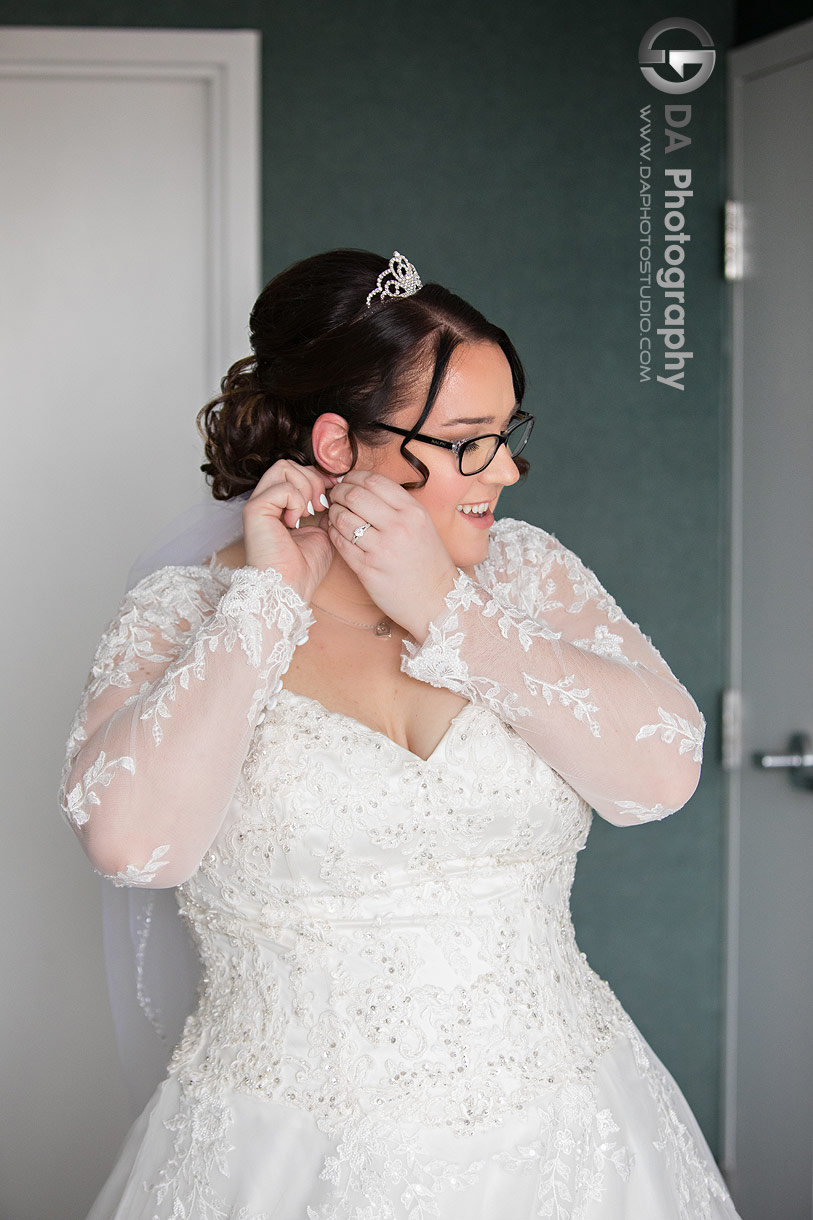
[356, 340, 523, 570]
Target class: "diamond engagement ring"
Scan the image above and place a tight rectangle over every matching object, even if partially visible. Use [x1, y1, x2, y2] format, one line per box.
[351, 522, 372, 544]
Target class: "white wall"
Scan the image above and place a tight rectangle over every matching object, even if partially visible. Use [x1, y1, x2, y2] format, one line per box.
[0, 28, 258, 1219]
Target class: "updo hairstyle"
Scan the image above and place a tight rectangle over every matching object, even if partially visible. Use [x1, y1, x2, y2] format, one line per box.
[197, 249, 528, 498]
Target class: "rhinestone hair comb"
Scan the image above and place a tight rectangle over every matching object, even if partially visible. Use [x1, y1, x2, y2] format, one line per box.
[365, 251, 423, 308]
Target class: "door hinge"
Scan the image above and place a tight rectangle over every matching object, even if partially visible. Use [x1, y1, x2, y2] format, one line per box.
[724, 201, 745, 282]
[722, 688, 743, 770]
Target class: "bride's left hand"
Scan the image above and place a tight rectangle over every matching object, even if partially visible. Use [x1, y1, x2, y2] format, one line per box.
[326, 470, 459, 640]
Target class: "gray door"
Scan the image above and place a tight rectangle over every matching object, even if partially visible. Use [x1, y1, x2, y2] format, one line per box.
[727, 22, 813, 1220]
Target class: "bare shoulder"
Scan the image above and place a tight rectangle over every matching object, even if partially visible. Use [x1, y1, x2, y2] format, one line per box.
[212, 539, 247, 570]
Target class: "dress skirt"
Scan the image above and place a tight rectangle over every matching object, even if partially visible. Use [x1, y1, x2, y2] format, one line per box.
[86, 1027, 740, 1220]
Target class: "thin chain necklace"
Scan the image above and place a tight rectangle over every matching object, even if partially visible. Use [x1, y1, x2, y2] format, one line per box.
[309, 599, 392, 638]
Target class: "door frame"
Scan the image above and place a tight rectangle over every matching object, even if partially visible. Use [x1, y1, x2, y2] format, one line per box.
[0, 25, 260, 388]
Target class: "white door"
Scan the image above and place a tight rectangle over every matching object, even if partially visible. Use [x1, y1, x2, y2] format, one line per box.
[726, 22, 813, 1220]
[0, 28, 258, 1220]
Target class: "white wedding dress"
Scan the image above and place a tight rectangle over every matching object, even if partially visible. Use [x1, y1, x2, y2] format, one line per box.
[60, 517, 740, 1220]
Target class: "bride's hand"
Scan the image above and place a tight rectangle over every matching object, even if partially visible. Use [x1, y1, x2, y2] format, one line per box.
[326, 470, 458, 640]
[243, 460, 337, 601]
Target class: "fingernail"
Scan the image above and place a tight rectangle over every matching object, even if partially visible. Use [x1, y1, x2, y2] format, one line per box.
[336, 474, 345, 483]
[319, 494, 329, 509]
[294, 518, 300, 529]
[307, 500, 314, 516]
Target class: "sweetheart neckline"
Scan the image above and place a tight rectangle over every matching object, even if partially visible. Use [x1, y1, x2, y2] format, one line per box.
[205, 555, 482, 762]
[273, 687, 478, 765]
[202, 558, 479, 763]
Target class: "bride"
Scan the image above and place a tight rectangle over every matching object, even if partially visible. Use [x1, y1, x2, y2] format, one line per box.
[60, 249, 740, 1218]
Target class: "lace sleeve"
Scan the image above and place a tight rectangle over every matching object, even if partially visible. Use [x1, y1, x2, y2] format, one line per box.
[401, 519, 704, 826]
[58, 563, 314, 886]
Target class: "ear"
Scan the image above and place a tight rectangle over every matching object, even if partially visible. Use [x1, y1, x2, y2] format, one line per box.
[311, 413, 355, 475]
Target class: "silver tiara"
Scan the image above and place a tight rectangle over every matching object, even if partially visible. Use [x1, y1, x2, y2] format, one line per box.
[366, 251, 423, 308]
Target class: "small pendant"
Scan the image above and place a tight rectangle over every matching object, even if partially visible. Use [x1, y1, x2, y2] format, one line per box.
[374, 618, 392, 638]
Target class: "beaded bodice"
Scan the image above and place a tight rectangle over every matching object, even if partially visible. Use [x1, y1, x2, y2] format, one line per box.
[169, 689, 626, 1137]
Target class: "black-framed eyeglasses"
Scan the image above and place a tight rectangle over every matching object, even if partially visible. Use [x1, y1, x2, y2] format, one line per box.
[370, 410, 535, 476]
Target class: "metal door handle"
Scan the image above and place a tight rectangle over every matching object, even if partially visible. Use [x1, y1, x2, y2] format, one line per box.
[752, 732, 813, 790]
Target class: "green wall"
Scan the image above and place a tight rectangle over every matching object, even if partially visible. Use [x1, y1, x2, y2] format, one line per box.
[2, 0, 735, 1154]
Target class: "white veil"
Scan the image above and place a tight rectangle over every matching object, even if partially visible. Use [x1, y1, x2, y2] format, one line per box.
[102, 489, 249, 1116]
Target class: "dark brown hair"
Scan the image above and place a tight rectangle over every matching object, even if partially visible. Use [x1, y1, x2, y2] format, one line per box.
[197, 249, 528, 498]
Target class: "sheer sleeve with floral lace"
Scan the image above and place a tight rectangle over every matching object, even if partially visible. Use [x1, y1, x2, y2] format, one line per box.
[59, 563, 314, 888]
[401, 519, 704, 825]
